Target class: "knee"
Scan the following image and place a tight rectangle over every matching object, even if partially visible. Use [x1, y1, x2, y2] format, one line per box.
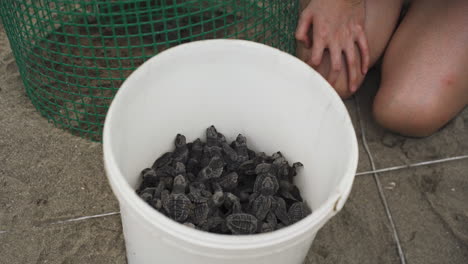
[316, 61, 357, 100]
[296, 43, 357, 100]
[312, 61, 355, 100]
[373, 89, 441, 137]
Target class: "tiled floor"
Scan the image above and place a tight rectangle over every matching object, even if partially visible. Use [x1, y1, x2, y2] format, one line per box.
[1, 23, 467, 263]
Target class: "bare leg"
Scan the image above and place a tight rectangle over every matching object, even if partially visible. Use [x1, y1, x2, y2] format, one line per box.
[374, 0, 468, 137]
[296, 0, 404, 98]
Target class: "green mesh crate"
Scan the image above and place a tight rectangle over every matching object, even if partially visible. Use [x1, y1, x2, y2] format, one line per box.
[0, 0, 299, 141]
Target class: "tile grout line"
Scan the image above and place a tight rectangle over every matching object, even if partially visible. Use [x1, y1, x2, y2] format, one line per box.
[354, 96, 407, 264]
[50, 211, 121, 225]
[0, 211, 121, 235]
[356, 155, 468, 176]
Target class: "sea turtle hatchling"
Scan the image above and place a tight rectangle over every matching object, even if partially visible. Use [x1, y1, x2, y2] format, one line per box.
[253, 173, 279, 196]
[152, 152, 173, 169]
[162, 175, 192, 223]
[216, 172, 238, 191]
[172, 134, 189, 164]
[226, 200, 258, 235]
[260, 212, 278, 233]
[250, 193, 273, 221]
[210, 182, 225, 207]
[174, 162, 186, 177]
[273, 196, 290, 225]
[206, 125, 220, 147]
[136, 126, 310, 234]
[250, 172, 280, 221]
[232, 134, 249, 162]
[191, 200, 210, 225]
[221, 142, 238, 162]
[186, 183, 211, 225]
[197, 156, 224, 181]
[288, 202, 312, 224]
[138, 168, 159, 190]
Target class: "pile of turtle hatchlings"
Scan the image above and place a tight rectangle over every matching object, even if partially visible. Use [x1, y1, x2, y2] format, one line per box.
[137, 126, 311, 235]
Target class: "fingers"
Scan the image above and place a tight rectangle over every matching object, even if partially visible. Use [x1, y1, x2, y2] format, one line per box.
[344, 43, 359, 93]
[356, 29, 370, 75]
[327, 45, 342, 85]
[295, 11, 313, 48]
[310, 23, 326, 66]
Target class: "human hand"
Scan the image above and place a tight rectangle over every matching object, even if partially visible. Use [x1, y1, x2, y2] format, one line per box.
[296, 0, 370, 92]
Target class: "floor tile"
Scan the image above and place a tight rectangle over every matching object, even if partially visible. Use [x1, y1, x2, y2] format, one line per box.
[306, 176, 400, 264]
[380, 161, 468, 264]
[0, 215, 126, 264]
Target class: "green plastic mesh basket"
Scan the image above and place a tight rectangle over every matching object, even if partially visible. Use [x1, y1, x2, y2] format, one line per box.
[0, 0, 299, 141]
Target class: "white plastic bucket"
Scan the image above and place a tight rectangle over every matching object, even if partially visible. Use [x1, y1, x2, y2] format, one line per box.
[103, 39, 358, 264]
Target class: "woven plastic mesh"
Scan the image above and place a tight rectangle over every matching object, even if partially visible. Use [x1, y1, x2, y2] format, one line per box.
[0, 0, 299, 141]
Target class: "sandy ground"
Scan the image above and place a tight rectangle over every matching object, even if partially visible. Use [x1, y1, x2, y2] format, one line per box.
[1, 21, 468, 263]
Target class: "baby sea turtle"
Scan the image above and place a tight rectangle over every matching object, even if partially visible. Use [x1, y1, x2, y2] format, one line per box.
[250, 193, 273, 221]
[191, 201, 210, 225]
[186, 183, 211, 226]
[288, 202, 311, 224]
[253, 173, 279, 196]
[204, 144, 223, 159]
[260, 212, 278, 233]
[201, 216, 225, 232]
[186, 172, 196, 182]
[277, 163, 290, 180]
[197, 156, 224, 181]
[140, 192, 153, 203]
[223, 192, 240, 213]
[217, 172, 238, 191]
[287, 162, 304, 182]
[152, 199, 163, 210]
[174, 162, 186, 177]
[162, 175, 192, 223]
[206, 126, 220, 147]
[238, 160, 256, 175]
[254, 163, 273, 175]
[226, 212, 258, 235]
[217, 131, 227, 144]
[232, 134, 249, 162]
[138, 168, 159, 189]
[186, 158, 199, 174]
[222, 142, 238, 164]
[173, 134, 189, 163]
[152, 152, 173, 169]
[190, 138, 204, 160]
[225, 199, 258, 235]
[279, 180, 299, 201]
[250, 172, 280, 221]
[155, 165, 176, 178]
[152, 181, 166, 199]
[210, 182, 225, 207]
[137, 126, 310, 235]
[163, 193, 191, 222]
[273, 197, 290, 225]
[147, 181, 166, 210]
[238, 189, 251, 203]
